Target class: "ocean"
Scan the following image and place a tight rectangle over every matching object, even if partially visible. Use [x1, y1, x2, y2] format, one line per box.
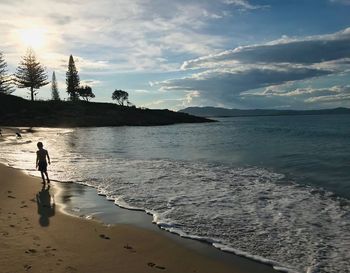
[1, 114, 349, 273]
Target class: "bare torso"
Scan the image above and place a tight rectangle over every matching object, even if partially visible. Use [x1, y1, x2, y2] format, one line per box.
[37, 149, 48, 162]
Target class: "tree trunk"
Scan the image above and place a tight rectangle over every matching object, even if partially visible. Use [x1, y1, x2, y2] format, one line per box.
[30, 87, 34, 101]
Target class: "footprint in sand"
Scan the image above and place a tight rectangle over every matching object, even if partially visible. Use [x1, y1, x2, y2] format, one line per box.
[147, 262, 166, 270]
[7, 195, 16, 199]
[99, 234, 110, 240]
[65, 266, 77, 272]
[23, 264, 32, 271]
[124, 244, 136, 253]
[25, 249, 37, 254]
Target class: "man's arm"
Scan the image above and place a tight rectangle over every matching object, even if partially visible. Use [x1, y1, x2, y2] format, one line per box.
[47, 151, 51, 164]
[36, 152, 39, 169]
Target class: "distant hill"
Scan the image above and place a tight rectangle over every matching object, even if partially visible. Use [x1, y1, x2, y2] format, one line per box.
[0, 94, 213, 127]
[179, 106, 350, 117]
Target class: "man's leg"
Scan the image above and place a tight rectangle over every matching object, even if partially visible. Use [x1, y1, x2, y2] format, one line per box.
[44, 171, 50, 183]
[40, 171, 45, 183]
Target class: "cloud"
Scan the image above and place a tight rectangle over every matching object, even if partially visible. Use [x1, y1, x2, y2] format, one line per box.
[182, 28, 350, 69]
[156, 27, 350, 108]
[329, 0, 350, 5]
[134, 89, 151, 94]
[305, 93, 350, 103]
[2, 0, 349, 109]
[156, 65, 333, 108]
[260, 85, 349, 98]
[222, 0, 267, 10]
[302, 86, 350, 103]
[240, 85, 350, 109]
[1, 0, 258, 73]
[160, 66, 331, 93]
[80, 79, 102, 87]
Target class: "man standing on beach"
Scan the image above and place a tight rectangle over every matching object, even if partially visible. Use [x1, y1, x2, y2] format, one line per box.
[36, 142, 51, 184]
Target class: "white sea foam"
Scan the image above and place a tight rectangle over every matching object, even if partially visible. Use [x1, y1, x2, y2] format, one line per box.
[1, 127, 349, 273]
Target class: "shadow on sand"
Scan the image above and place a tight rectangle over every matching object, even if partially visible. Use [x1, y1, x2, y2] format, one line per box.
[36, 184, 55, 227]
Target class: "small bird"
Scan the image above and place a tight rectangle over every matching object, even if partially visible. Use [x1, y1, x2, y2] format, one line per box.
[16, 132, 22, 138]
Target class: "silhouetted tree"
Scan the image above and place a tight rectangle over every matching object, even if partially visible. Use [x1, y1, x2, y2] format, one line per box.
[112, 89, 129, 106]
[0, 52, 14, 94]
[66, 55, 80, 101]
[77, 85, 95, 101]
[14, 49, 48, 101]
[51, 71, 60, 101]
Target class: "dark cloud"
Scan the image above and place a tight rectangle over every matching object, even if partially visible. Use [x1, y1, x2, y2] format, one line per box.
[183, 28, 350, 69]
[162, 67, 331, 93]
[160, 66, 332, 107]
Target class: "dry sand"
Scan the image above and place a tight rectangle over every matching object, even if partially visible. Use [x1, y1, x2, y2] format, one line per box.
[0, 163, 244, 273]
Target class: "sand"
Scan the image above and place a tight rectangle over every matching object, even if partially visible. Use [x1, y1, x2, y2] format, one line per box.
[0, 163, 245, 273]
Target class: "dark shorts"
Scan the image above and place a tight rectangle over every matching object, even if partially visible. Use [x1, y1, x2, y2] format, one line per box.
[38, 161, 47, 172]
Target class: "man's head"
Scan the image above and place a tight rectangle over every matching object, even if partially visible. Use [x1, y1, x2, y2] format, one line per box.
[37, 142, 43, 149]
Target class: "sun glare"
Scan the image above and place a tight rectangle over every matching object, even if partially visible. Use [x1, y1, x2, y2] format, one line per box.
[19, 28, 46, 49]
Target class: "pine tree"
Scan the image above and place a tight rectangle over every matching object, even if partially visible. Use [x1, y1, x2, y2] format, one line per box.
[0, 52, 14, 94]
[66, 55, 80, 101]
[51, 71, 60, 100]
[14, 49, 49, 101]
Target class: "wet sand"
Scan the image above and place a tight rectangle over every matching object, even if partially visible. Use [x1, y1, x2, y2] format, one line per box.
[0, 163, 278, 273]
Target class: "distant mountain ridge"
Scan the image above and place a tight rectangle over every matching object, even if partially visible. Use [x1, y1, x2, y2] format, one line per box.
[179, 106, 350, 117]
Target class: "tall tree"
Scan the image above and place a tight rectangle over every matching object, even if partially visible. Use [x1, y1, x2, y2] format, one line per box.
[14, 49, 48, 101]
[77, 85, 95, 101]
[51, 71, 60, 100]
[66, 55, 80, 101]
[0, 52, 14, 94]
[112, 89, 129, 106]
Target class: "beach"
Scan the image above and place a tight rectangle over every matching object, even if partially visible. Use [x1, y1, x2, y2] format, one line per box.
[0, 163, 279, 273]
[1, 118, 349, 273]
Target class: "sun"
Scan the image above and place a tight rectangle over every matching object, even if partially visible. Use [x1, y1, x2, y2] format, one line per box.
[19, 28, 46, 49]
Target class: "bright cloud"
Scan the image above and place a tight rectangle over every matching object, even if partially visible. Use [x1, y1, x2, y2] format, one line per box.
[0, 0, 238, 72]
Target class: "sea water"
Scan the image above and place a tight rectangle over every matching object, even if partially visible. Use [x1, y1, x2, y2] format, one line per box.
[0, 114, 349, 273]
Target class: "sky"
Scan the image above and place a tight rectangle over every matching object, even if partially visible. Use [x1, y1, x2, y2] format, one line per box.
[1, 0, 350, 110]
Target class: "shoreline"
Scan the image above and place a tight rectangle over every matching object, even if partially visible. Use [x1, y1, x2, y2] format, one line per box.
[53, 178, 281, 273]
[0, 163, 280, 273]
